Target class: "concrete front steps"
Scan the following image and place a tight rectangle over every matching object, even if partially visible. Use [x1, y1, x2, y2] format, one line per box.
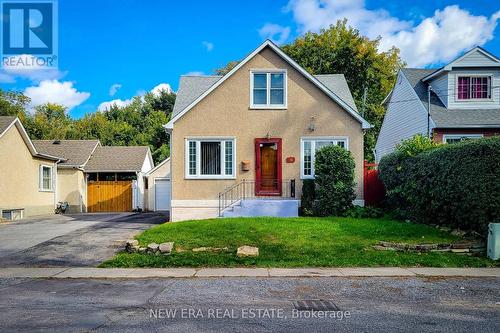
[222, 199, 299, 218]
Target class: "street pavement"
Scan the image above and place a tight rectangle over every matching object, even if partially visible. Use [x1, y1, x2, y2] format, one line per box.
[0, 276, 498, 332]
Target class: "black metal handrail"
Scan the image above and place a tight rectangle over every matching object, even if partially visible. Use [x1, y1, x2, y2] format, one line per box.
[218, 179, 295, 217]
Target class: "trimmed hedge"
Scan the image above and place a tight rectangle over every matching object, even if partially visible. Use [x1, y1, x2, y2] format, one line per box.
[313, 145, 356, 216]
[379, 137, 500, 235]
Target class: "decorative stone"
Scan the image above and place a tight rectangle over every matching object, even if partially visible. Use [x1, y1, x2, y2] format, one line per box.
[237, 246, 259, 257]
[159, 242, 174, 254]
[138, 247, 147, 253]
[451, 229, 466, 237]
[451, 243, 471, 249]
[192, 246, 229, 253]
[451, 248, 469, 253]
[372, 245, 396, 251]
[126, 239, 139, 247]
[147, 243, 159, 252]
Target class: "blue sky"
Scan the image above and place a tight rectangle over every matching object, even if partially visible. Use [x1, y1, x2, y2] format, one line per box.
[1, 0, 499, 118]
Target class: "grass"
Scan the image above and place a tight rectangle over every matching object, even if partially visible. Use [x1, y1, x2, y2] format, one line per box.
[100, 217, 498, 268]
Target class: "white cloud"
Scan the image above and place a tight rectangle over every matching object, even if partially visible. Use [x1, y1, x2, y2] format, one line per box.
[24, 80, 90, 111]
[184, 71, 205, 76]
[98, 82, 172, 111]
[280, 0, 500, 66]
[109, 83, 122, 96]
[151, 83, 173, 95]
[259, 23, 291, 44]
[202, 41, 214, 52]
[98, 98, 134, 111]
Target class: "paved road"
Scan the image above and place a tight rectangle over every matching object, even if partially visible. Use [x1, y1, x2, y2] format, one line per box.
[0, 212, 168, 267]
[0, 276, 498, 332]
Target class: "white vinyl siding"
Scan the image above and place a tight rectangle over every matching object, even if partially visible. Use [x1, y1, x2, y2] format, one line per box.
[300, 137, 348, 179]
[250, 70, 287, 109]
[430, 74, 448, 107]
[375, 71, 431, 162]
[185, 138, 236, 179]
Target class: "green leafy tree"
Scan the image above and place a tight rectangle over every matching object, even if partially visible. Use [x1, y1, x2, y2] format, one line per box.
[26, 103, 72, 140]
[0, 90, 30, 117]
[214, 60, 239, 75]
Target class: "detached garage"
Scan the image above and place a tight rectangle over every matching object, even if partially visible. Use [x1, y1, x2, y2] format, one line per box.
[84, 146, 154, 212]
[146, 157, 171, 212]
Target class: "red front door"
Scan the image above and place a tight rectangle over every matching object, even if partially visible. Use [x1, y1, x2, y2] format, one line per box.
[255, 138, 282, 196]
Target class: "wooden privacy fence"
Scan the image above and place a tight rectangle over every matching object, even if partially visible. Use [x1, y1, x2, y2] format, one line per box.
[87, 181, 133, 212]
[363, 160, 385, 207]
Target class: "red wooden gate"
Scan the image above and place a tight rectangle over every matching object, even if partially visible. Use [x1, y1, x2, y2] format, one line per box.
[363, 160, 385, 207]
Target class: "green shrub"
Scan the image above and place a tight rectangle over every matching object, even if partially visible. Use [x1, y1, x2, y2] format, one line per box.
[313, 145, 356, 216]
[345, 206, 384, 218]
[379, 137, 500, 235]
[300, 179, 315, 216]
[395, 134, 441, 157]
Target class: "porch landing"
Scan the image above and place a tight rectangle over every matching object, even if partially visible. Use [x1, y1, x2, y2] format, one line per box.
[222, 199, 299, 218]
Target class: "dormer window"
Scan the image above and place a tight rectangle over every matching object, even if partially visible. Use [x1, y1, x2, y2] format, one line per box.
[250, 70, 287, 108]
[457, 76, 491, 100]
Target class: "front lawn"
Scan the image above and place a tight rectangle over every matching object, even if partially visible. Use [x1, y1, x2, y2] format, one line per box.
[101, 217, 497, 268]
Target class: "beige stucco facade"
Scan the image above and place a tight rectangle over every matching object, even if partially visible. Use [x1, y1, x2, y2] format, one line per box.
[170, 46, 365, 221]
[57, 168, 87, 213]
[0, 125, 56, 217]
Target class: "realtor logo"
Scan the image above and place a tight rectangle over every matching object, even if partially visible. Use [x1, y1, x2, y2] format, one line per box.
[1, 0, 58, 68]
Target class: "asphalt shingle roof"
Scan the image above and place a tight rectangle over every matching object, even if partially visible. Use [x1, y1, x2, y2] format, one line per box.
[0, 116, 16, 135]
[401, 68, 500, 127]
[33, 140, 100, 167]
[172, 74, 358, 117]
[84, 146, 150, 172]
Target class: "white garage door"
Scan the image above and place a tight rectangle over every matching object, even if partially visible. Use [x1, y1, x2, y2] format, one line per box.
[155, 179, 171, 211]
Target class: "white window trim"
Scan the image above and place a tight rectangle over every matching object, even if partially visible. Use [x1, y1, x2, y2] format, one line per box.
[442, 134, 483, 143]
[300, 137, 349, 179]
[184, 138, 236, 179]
[249, 69, 287, 109]
[455, 74, 493, 102]
[39, 164, 54, 192]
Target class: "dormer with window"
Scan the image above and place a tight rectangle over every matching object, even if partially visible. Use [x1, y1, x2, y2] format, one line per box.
[422, 47, 500, 109]
[250, 70, 287, 109]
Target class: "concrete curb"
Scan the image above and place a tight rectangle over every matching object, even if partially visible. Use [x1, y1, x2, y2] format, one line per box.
[0, 267, 499, 279]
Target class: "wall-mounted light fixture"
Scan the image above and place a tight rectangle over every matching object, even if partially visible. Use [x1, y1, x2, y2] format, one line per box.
[308, 116, 316, 132]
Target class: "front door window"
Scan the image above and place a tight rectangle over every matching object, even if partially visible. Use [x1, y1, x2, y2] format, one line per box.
[255, 138, 282, 195]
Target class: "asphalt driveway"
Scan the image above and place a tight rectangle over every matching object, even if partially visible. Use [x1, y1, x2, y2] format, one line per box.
[0, 212, 168, 267]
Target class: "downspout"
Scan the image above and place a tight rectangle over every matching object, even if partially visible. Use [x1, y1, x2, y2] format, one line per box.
[427, 85, 432, 139]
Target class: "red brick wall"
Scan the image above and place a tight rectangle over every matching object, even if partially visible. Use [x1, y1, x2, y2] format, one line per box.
[432, 128, 500, 143]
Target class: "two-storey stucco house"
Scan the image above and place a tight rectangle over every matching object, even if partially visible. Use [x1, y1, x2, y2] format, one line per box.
[376, 46, 500, 162]
[165, 40, 371, 222]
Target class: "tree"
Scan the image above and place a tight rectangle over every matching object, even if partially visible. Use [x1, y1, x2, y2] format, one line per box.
[26, 103, 72, 140]
[214, 60, 239, 75]
[0, 90, 30, 117]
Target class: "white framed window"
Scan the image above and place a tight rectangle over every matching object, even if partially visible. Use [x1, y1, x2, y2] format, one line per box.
[456, 76, 492, 100]
[185, 138, 236, 179]
[250, 70, 287, 109]
[300, 137, 349, 179]
[39, 165, 53, 191]
[442, 134, 483, 144]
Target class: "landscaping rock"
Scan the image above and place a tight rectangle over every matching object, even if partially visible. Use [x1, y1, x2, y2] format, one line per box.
[138, 247, 147, 253]
[372, 245, 396, 251]
[147, 243, 159, 253]
[159, 242, 174, 254]
[192, 247, 229, 253]
[126, 239, 139, 247]
[237, 246, 259, 257]
[451, 229, 466, 237]
[451, 248, 469, 253]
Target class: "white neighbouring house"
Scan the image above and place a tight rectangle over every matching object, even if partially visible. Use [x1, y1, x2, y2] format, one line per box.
[375, 46, 500, 162]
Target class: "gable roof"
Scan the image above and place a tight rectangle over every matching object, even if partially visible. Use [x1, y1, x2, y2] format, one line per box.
[422, 46, 500, 82]
[314, 74, 358, 112]
[172, 76, 221, 118]
[33, 140, 100, 168]
[400, 68, 500, 128]
[84, 146, 152, 172]
[0, 116, 63, 161]
[167, 40, 370, 129]
[146, 157, 170, 175]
